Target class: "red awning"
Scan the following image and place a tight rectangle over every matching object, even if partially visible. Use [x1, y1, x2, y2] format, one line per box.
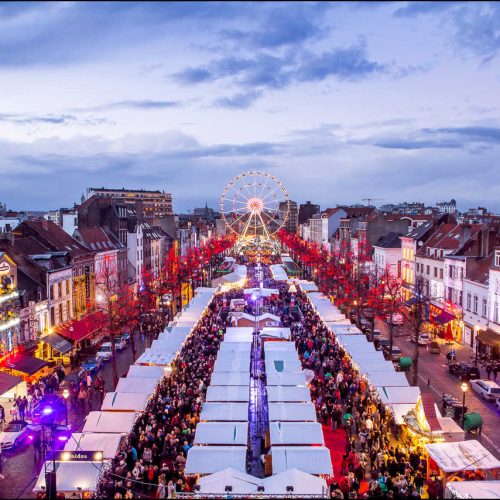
[433, 310, 456, 326]
[421, 392, 441, 433]
[55, 312, 106, 342]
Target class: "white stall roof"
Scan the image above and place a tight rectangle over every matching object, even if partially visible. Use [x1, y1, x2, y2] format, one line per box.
[219, 342, 252, 354]
[270, 265, 288, 282]
[269, 422, 324, 445]
[197, 468, 261, 494]
[210, 372, 250, 386]
[358, 360, 396, 375]
[128, 364, 165, 380]
[264, 341, 296, 352]
[364, 371, 409, 387]
[225, 327, 254, 335]
[271, 446, 333, 475]
[194, 286, 218, 294]
[83, 411, 139, 434]
[265, 357, 302, 374]
[151, 333, 188, 351]
[445, 481, 500, 499]
[65, 432, 122, 460]
[244, 287, 279, 297]
[158, 326, 192, 341]
[265, 348, 300, 360]
[349, 350, 387, 366]
[135, 350, 176, 366]
[331, 325, 363, 335]
[266, 371, 307, 386]
[115, 377, 157, 394]
[194, 422, 249, 445]
[185, 446, 247, 475]
[262, 468, 328, 495]
[101, 392, 149, 411]
[33, 461, 103, 493]
[206, 385, 250, 402]
[200, 403, 249, 421]
[391, 403, 417, 425]
[268, 403, 317, 422]
[267, 386, 311, 403]
[213, 358, 250, 373]
[216, 350, 250, 364]
[378, 386, 421, 405]
[336, 334, 374, 349]
[425, 440, 500, 472]
[299, 282, 319, 292]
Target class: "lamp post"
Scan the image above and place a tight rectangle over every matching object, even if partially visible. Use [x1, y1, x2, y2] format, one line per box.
[461, 382, 468, 429]
[62, 388, 69, 426]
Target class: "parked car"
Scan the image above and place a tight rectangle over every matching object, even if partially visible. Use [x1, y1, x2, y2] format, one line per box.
[60, 368, 85, 390]
[448, 362, 480, 381]
[429, 341, 441, 354]
[82, 356, 102, 373]
[0, 420, 31, 449]
[96, 342, 113, 361]
[386, 313, 404, 325]
[383, 346, 402, 362]
[411, 332, 431, 346]
[469, 379, 500, 401]
[359, 318, 371, 333]
[366, 328, 381, 342]
[114, 336, 126, 351]
[376, 338, 390, 351]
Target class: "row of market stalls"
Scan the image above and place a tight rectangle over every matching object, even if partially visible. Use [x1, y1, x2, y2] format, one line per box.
[33, 287, 219, 497]
[185, 320, 331, 496]
[299, 284, 500, 493]
[212, 264, 247, 291]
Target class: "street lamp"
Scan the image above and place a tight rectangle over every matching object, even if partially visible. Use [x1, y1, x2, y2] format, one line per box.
[62, 389, 69, 426]
[461, 382, 468, 429]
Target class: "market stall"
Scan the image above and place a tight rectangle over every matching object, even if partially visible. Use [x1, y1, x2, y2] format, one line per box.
[205, 385, 250, 402]
[270, 446, 333, 475]
[268, 402, 317, 422]
[219, 342, 252, 354]
[263, 341, 296, 352]
[199, 402, 249, 422]
[185, 446, 248, 475]
[259, 327, 292, 341]
[364, 371, 409, 387]
[135, 350, 176, 366]
[213, 358, 251, 373]
[210, 372, 250, 386]
[127, 365, 165, 380]
[115, 377, 158, 394]
[197, 468, 262, 494]
[266, 386, 312, 403]
[266, 371, 307, 386]
[194, 422, 249, 446]
[215, 350, 250, 365]
[82, 411, 139, 434]
[445, 480, 500, 499]
[101, 392, 149, 412]
[269, 422, 324, 446]
[262, 468, 328, 496]
[64, 432, 123, 460]
[265, 357, 302, 374]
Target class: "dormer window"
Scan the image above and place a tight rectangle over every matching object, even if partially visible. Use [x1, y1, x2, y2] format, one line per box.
[495, 250, 500, 268]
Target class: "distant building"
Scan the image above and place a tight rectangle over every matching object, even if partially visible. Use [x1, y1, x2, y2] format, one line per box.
[87, 187, 173, 218]
[280, 200, 298, 234]
[436, 199, 457, 214]
[193, 204, 217, 222]
[298, 201, 320, 225]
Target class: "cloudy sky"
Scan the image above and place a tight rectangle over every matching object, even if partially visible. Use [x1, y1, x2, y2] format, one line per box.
[1, 1, 499, 213]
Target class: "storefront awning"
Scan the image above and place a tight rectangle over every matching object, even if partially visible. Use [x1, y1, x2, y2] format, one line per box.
[55, 312, 105, 343]
[40, 333, 73, 354]
[477, 329, 500, 349]
[0, 371, 23, 396]
[433, 310, 456, 325]
[5, 354, 48, 376]
[405, 297, 418, 306]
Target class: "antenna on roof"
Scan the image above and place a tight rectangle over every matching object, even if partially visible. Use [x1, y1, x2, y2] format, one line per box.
[362, 198, 384, 206]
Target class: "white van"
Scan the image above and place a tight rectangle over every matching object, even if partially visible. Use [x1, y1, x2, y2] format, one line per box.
[96, 342, 113, 361]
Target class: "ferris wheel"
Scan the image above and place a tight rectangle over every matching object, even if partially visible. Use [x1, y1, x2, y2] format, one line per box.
[220, 171, 289, 240]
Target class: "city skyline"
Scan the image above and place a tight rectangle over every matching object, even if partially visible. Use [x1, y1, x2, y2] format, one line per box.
[1, 2, 499, 212]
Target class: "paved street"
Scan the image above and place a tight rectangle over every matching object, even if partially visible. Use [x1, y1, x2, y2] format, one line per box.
[375, 319, 500, 457]
[1, 335, 148, 500]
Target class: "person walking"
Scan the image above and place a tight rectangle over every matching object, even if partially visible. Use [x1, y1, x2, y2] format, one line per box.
[486, 363, 492, 380]
[0, 404, 5, 430]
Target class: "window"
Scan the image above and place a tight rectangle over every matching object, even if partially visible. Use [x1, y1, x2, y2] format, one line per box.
[466, 293, 471, 311]
[496, 252, 500, 267]
[447, 287, 453, 301]
[426, 265, 430, 275]
[440, 268, 443, 279]
[58, 282, 62, 299]
[50, 307, 55, 326]
[482, 299, 488, 318]
[66, 280, 70, 296]
[434, 267, 437, 277]
[449, 265, 453, 278]
[473, 295, 478, 314]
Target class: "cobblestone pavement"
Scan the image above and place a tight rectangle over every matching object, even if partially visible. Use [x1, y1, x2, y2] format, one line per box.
[375, 319, 500, 457]
[1, 335, 148, 499]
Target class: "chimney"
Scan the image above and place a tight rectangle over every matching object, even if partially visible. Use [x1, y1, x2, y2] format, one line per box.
[458, 223, 471, 248]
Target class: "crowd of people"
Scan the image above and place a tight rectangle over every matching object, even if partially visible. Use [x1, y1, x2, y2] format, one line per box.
[101, 294, 228, 498]
[290, 289, 437, 499]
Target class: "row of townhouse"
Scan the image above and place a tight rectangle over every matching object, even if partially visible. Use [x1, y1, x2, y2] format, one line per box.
[398, 219, 500, 358]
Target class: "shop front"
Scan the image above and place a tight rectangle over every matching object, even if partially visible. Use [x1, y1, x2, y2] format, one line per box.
[476, 329, 500, 360]
[430, 302, 462, 343]
[35, 331, 73, 367]
[54, 311, 105, 354]
[1, 351, 49, 382]
[0, 371, 26, 402]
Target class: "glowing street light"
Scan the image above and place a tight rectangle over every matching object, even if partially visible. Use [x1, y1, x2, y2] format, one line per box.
[461, 382, 468, 429]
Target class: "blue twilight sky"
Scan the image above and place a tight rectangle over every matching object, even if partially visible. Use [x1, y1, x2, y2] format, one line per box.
[0, 1, 499, 213]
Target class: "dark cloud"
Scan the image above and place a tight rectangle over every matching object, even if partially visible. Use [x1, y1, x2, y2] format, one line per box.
[222, 3, 331, 49]
[213, 91, 263, 109]
[74, 100, 182, 112]
[361, 125, 500, 150]
[295, 45, 387, 82]
[0, 113, 108, 126]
